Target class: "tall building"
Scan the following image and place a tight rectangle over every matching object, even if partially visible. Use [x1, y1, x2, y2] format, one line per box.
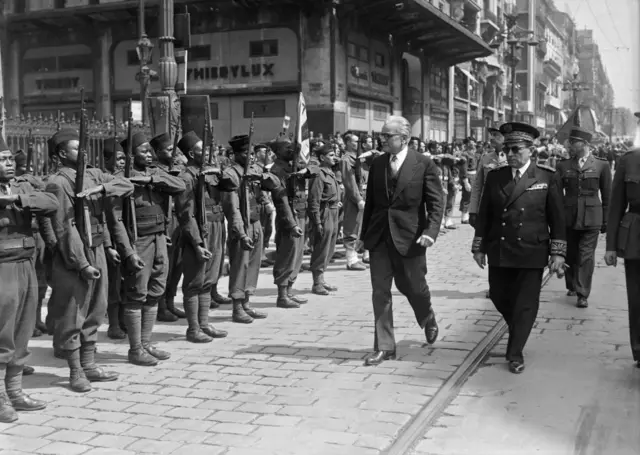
[576, 29, 614, 122]
[1, 0, 493, 142]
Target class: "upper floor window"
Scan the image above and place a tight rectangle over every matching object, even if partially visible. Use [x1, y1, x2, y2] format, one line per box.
[249, 40, 278, 58]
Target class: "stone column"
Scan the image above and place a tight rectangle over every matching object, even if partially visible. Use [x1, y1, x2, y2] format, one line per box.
[97, 28, 112, 119]
[8, 39, 20, 117]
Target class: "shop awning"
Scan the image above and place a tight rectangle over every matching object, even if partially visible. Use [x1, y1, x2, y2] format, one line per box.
[344, 0, 493, 66]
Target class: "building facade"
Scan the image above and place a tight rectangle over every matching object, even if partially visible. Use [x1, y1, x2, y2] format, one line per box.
[1, 0, 493, 143]
[576, 29, 614, 122]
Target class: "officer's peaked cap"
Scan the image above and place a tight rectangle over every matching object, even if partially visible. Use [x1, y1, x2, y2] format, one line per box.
[499, 122, 540, 144]
[569, 127, 592, 143]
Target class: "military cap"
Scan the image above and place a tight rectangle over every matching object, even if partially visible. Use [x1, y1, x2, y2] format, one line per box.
[268, 136, 296, 157]
[569, 127, 593, 143]
[120, 132, 149, 151]
[177, 131, 202, 154]
[229, 134, 250, 153]
[499, 122, 540, 144]
[150, 132, 172, 151]
[253, 143, 267, 153]
[14, 150, 27, 166]
[49, 129, 80, 157]
[0, 135, 9, 152]
[312, 141, 331, 157]
[103, 138, 123, 160]
[487, 127, 500, 135]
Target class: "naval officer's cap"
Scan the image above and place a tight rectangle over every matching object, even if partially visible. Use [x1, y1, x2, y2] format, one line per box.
[499, 122, 540, 144]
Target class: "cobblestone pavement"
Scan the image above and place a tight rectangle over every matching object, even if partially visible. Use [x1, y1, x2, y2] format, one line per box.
[0, 211, 502, 455]
[413, 235, 640, 455]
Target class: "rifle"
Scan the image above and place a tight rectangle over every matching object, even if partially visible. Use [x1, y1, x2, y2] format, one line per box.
[25, 128, 34, 174]
[196, 126, 208, 238]
[122, 100, 138, 242]
[165, 129, 180, 235]
[241, 113, 255, 230]
[75, 88, 93, 249]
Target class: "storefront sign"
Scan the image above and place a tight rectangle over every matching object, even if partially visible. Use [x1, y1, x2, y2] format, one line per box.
[187, 63, 275, 81]
[346, 34, 392, 96]
[34, 77, 81, 91]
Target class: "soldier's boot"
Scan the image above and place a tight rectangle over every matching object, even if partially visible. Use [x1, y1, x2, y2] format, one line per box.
[232, 299, 254, 324]
[184, 296, 213, 343]
[243, 295, 267, 319]
[141, 304, 170, 361]
[124, 305, 158, 366]
[211, 284, 232, 306]
[80, 342, 119, 383]
[277, 286, 300, 309]
[198, 293, 228, 338]
[311, 272, 330, 296]
[6, 365, 46, 412]
[166, 296, 186, 319]
[287, 283, 307, 305]
[107, 302, 127, 340]
[0, 365, 18, 423]
[157, 295, 179, 322]
[32, 301, 47, 337]
[66, 349, 91, 393]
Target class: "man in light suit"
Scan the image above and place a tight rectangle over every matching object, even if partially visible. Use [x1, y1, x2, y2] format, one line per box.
[360, 116, 444, 366]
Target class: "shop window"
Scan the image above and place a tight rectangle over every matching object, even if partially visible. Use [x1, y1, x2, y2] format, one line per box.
[249, 40, 278, 58]
[58, 54, 92, 71]
[358, 46, 369, 62]
[23, 57, 57, 73]
[349, 100, 367, 119]
[374, 52, 386, 68]
[347, 42, 369, 62]
[190, 45, 211, 62]
[210, 102, 219, 120]
[127, 50, 153, 66]
[347, 42, 358, 59]
[243, 99, 285, 118]
[372, 104, 389, 121]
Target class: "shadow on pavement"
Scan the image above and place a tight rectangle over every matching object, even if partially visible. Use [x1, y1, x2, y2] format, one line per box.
[236, 344, 370, 362]
[431, 289, 487, 300]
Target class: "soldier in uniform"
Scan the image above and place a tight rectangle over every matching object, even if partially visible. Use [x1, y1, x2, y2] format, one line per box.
[13, 150, 53, 338]
[116, 133, 186, 364]
[555, 127, 611, 308]
[269, 137, 311, 308]
[308, 142, 342, 295]
[173, 131, 229, 342]
[472, 122, 566, 374]
[222, 135, 287, 322]
[459, 138, 478, 224]
[45, 129, 142, 392]
[150, 132, 187, 321]
[605, 145, 640, 368]
[0, 141, 58, 423]
[340, 132, 367, 270]
[254, 144, 276, 269]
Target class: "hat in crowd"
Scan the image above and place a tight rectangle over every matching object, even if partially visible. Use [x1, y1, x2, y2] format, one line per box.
[312, 141, 331, 157]
[177, 131, 202, 154]
[569, 126, 593, 143]
[268, 136, 296, 156]
[229, 135, 250, 153]
[13, 150, 27, 167]
[488, 127, 500, 135]
[49, 129, 79, 157]
[0, 135, 9, 152]
[103, 138, 123, 160]
[121, 132, 149, 151]
[150, 132, 172, 151]
[253, 143, 267, 153]
[499, 122, 540, 144]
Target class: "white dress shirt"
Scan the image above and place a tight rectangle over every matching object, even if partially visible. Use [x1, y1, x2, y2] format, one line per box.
[389, 147, 408, 176]
[578, 152, 590, 168]
[512, 159, 531, 180]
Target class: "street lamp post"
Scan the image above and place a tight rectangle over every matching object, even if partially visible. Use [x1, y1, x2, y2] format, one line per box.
[136, 0, 154, 124]
[562, 72, 588, 110]
[489, 9, 540, 122]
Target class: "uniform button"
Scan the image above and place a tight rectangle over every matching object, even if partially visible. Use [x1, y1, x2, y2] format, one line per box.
[520, 208, 524, 212]
[519, 223, 523, 227]
[502, 222, 506, 226]
[500, 237, 505, 240]
[517, 237, 521, 241]
[504, 209, 507, 212]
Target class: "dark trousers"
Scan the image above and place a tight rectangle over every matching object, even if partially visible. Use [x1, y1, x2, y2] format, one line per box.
[564, 229, 599, 298]
[182, 219, 226, 298]
[369, 235, 432, 352]
[273, 213, 306, 286]
[124, 233, 168, 305]
[488, 266, 543, 363]
[624, 260, 640, 362]
[259, 205, 273, 249]
[310, 207, 339, 276]
[228, 220, 263, 299]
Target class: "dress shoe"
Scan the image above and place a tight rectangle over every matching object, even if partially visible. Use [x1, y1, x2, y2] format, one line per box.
[332, 250, 345, 259]
[9, 393, 46, 412]
[300, 263, 311, 272]
[32, 327, 43, 337]
[364, 350, 396, 366]
[424, 311, 439, 345]
[201, 325, 228, 339]
[212, 292, 232, 305]
[508, 360, 525, 374]
[53, 347, 65, 360]
[22, 366, 35, 376]
[567, 290, 577, 297]
[576, 297, 589, 308]
[347, 262, 367, 271]
[84, 367, 119, 383]
[0, 395, 18, 423]
[144, 344, 171, 360]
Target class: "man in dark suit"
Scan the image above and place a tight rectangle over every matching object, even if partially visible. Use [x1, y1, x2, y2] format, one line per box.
[554, 127, 611, 308]
[360, 116, 444, 366]
[472, 122, 566, 374]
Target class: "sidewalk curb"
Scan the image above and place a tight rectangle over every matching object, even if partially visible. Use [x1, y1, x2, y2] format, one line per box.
[383, 319, 508, 455]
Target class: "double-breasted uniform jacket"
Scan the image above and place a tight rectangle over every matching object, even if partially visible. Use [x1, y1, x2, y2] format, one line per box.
[606, 150, 640, 259]
[472, 163, 567, 269]
[554, 154, 612, 230]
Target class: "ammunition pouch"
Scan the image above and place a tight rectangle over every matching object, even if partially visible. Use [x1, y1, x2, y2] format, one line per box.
[0, 235, 36, 252]
[135, 204, 166, 237]
[205, 202, 225, 223]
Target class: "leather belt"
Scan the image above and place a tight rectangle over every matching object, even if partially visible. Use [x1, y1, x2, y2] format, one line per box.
[0, 236, 36, 251]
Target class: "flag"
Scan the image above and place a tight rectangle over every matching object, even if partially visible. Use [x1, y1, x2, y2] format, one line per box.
[555, 104, 602, 146]
[297, 92, 310, 164]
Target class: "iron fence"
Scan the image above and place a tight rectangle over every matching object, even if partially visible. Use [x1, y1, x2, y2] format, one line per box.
[2, 111, 151, 176]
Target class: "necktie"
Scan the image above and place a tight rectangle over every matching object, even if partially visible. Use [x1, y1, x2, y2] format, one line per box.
[579, 157, 586, 169]
[513, 169, 521, 184]
[390, 155, 399, 177]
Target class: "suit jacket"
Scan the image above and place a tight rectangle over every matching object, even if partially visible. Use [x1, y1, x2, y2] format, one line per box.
[606, 150, 640, 259]
[554, 154, 611, 230]
[361, 149, 444, 257]
[472, 163, 567, 269]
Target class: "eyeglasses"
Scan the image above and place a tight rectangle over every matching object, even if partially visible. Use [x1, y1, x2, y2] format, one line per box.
[379, 133, 402, 141]
[502, 145, 527, 154]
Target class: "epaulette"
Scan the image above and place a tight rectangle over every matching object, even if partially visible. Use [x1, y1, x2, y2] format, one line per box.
[536, 163, 555, 172]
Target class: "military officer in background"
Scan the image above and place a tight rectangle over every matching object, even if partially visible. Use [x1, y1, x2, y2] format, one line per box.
[472, 122, 566, 374]
[555, 127, 611, 308]
[459, 138, 478, 224]
[605, 143, 640, 368]
[340, 132, 367, 270]
[0, 140, 59, 423]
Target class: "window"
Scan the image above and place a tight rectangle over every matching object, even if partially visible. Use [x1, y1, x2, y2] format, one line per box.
[429, 63, 449, 110]
[249, 40, 278, 58]
[243, 99, 285, 118]
[190, 45, 211, 62]
[210, 103, 219, 120]
[372, 104, 389, 121]
[127, 50, 153, 66]
[58, 55, 92, 71]
[374, 52, 386, 68]
[23, 57, 57, 73]
[347, 42, 358, 59]
[347, 42, 369, 62]
[349, 100, 367, 119]
[358, 46, 369, 62]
